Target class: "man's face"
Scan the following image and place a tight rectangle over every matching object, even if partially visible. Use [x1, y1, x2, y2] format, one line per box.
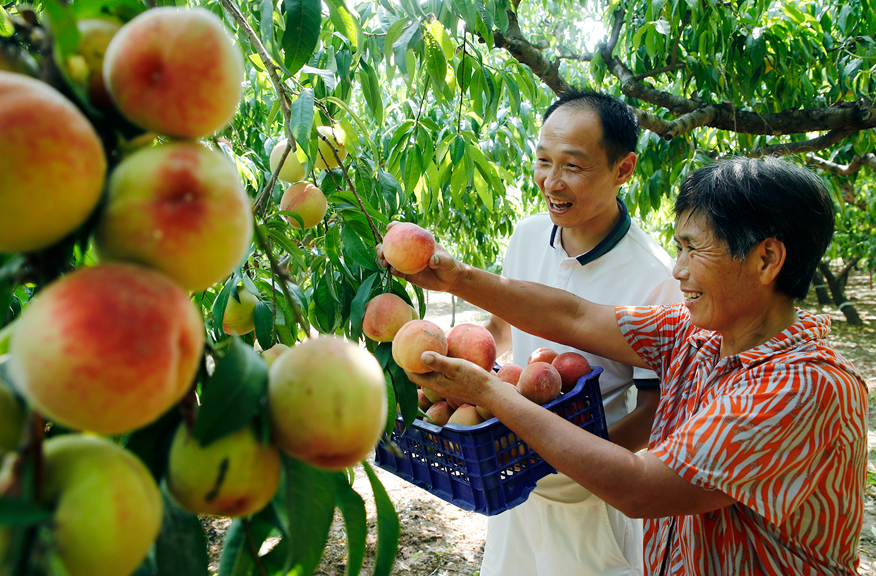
[533, 106, 634, 231]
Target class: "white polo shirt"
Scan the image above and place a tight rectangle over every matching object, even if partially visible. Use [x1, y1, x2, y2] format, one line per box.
[501, 201, 682, 502]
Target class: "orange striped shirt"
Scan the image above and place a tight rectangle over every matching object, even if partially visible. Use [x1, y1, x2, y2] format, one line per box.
[617, 304, 867, 575]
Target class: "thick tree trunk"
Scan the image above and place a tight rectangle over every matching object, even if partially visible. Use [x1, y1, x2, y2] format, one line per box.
[811, 270, 833, 305]
[817, 260, 863, 326]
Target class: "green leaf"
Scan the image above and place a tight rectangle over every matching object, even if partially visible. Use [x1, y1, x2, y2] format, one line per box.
[193, 338, 269, 446]
[281, 0, 322, 75]
[43, 0, 80, 56]
[217, 516, 275, 576]
[154, 489, 209, 576]
[277, 457, 338, 575]
[254, 301, 275, 351]
[402, 147, 423, 196]
[123, 408, 183, 482]
[325, 0, 362, 58]
[383, 374, 397, 436]
[392, 20, 420, 76]
[211, 281, 234, 336]
[350, 273, 379, 341]
[334, 476, 367, 576]
[0, 6, 14, 37]
[0, 497, 51, 526]
[289, 88, 315, 151]
[362, 462, 400, 576]
[388, 361, 418, 430]
[358, 59, 384, 126]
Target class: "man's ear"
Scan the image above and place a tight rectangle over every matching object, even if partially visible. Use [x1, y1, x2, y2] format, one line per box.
[614, 152, 637, 186]
[756, 238, 787, 286]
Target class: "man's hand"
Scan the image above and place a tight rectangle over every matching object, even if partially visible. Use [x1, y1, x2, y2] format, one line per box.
[405, 352, 510, 410]
[377, 222, 466, 293]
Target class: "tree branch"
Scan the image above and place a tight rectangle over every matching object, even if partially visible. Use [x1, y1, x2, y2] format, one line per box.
[804, 152, 876, 175]
[493, 9, 568, 95]
[747, 129, 857, 158]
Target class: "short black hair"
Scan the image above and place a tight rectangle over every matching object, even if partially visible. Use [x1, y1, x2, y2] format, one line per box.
[675, 156, 836, 300]
[542, 88, 640, 165]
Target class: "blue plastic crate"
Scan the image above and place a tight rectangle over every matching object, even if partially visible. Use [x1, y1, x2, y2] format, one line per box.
[374, 366, 607, 516]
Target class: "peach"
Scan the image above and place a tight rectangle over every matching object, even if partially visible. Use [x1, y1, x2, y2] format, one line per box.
[280, 182, 327, 229]
[0, 71, 106, 254]
[446, 323, 497, 372]
[421, 386, 445, 404]
[7, 263, 204, 435]
[94, 141, 253, 292]
[103, 7, 244, 138]
[382, 223, 437, 275]
[447, 404, 484, 427]
[268, 337, 387, 470]
[391, 319, 448, 373]
[552, 351, 592, 393]
[362, 293, 416, 342]
[527, 346, 559, 365]
[517, 362, 562, 405]
[70, 18, 121, 107]
[222, 286, 259, 335]
[260, 343, 290, 368]
[314, 125, 347, 170]
[424, 401, 454, 426]
[166, 424, 281, 518]
[496, 363, 523, 385]
[417, 388, 433, 411]
[446, 396, 465, 410]
[269, 139, 305, 182]
[39, 435, 162, 576]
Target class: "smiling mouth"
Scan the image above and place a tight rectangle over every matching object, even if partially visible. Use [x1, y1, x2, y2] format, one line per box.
[548, 198, 572, 211]
[683, 292, 702, 301]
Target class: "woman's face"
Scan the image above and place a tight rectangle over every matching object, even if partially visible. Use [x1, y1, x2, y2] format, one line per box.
[672, 211, 764, 336]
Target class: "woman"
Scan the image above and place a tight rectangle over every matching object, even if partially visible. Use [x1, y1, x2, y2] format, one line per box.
[381, 157, 867, 575]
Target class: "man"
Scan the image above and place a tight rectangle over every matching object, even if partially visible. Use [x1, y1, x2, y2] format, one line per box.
[480, 89, 682, 575]
[383, 157, 866, 575]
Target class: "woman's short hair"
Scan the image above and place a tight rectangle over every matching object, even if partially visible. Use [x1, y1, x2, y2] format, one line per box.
[675, 156, 836, 300]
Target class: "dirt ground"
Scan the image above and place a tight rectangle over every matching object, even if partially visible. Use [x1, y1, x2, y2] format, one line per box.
[203, 270, 876, 576]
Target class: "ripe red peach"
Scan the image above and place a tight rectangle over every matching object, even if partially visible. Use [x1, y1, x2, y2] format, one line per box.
[517, 362, 562, 405]
[268, 337, 387, 470]
[496, 363, 524, 385]
[0, 72, 106, 254]
[166, 424, 281, 518]
[382, 223, 437, 275]
[424, 401, 454, 426]
[527, 346, 559, 365]
[269, 139, 305, 182]
[552, 352, 592, 393]
[362, 293, 416, 342]
[280, 182, 327, 229]
[94, 141, 253, 292]
[103, 7, 244, 138]
[445, 323, 497, 372]
[7, 263, 204, 435]
[446, 396, 465, 410]
[447, 404, 484, 427]
[391, 319, 448, 373]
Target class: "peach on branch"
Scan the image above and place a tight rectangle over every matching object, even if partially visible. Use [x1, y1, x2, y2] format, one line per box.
[280, 182, 327, 229]
[94, 141, 253, 292]
[382, 223, 437, 275]
[269, 138, 305, 182]
[103, 7, 244, 139]
[260, 343, 290, 368]
[0, 71, 106, 254]
[314, 125, 348, 170]
[552, 351, 592, 393]
[391, 319, 448, 373]
[517, 362, 562, 405]
[69, 18, 121, 107]
[362, 293, 416, 342]
[496, 363, 524, 385]
[268, 337, 387, 470]
[39, 434, 162, 576]
[167, 424, 281, 518]
[7, 263, 204, 435]
[222, 286, 259, 336]
[446, 323, 497, 372]
[527, 346, 559, 365]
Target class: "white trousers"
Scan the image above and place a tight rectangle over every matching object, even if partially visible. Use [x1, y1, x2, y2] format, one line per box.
[479, 492, 644, 576]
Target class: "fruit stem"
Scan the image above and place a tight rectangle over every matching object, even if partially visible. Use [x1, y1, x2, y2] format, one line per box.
[243, 518, 270, 576]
